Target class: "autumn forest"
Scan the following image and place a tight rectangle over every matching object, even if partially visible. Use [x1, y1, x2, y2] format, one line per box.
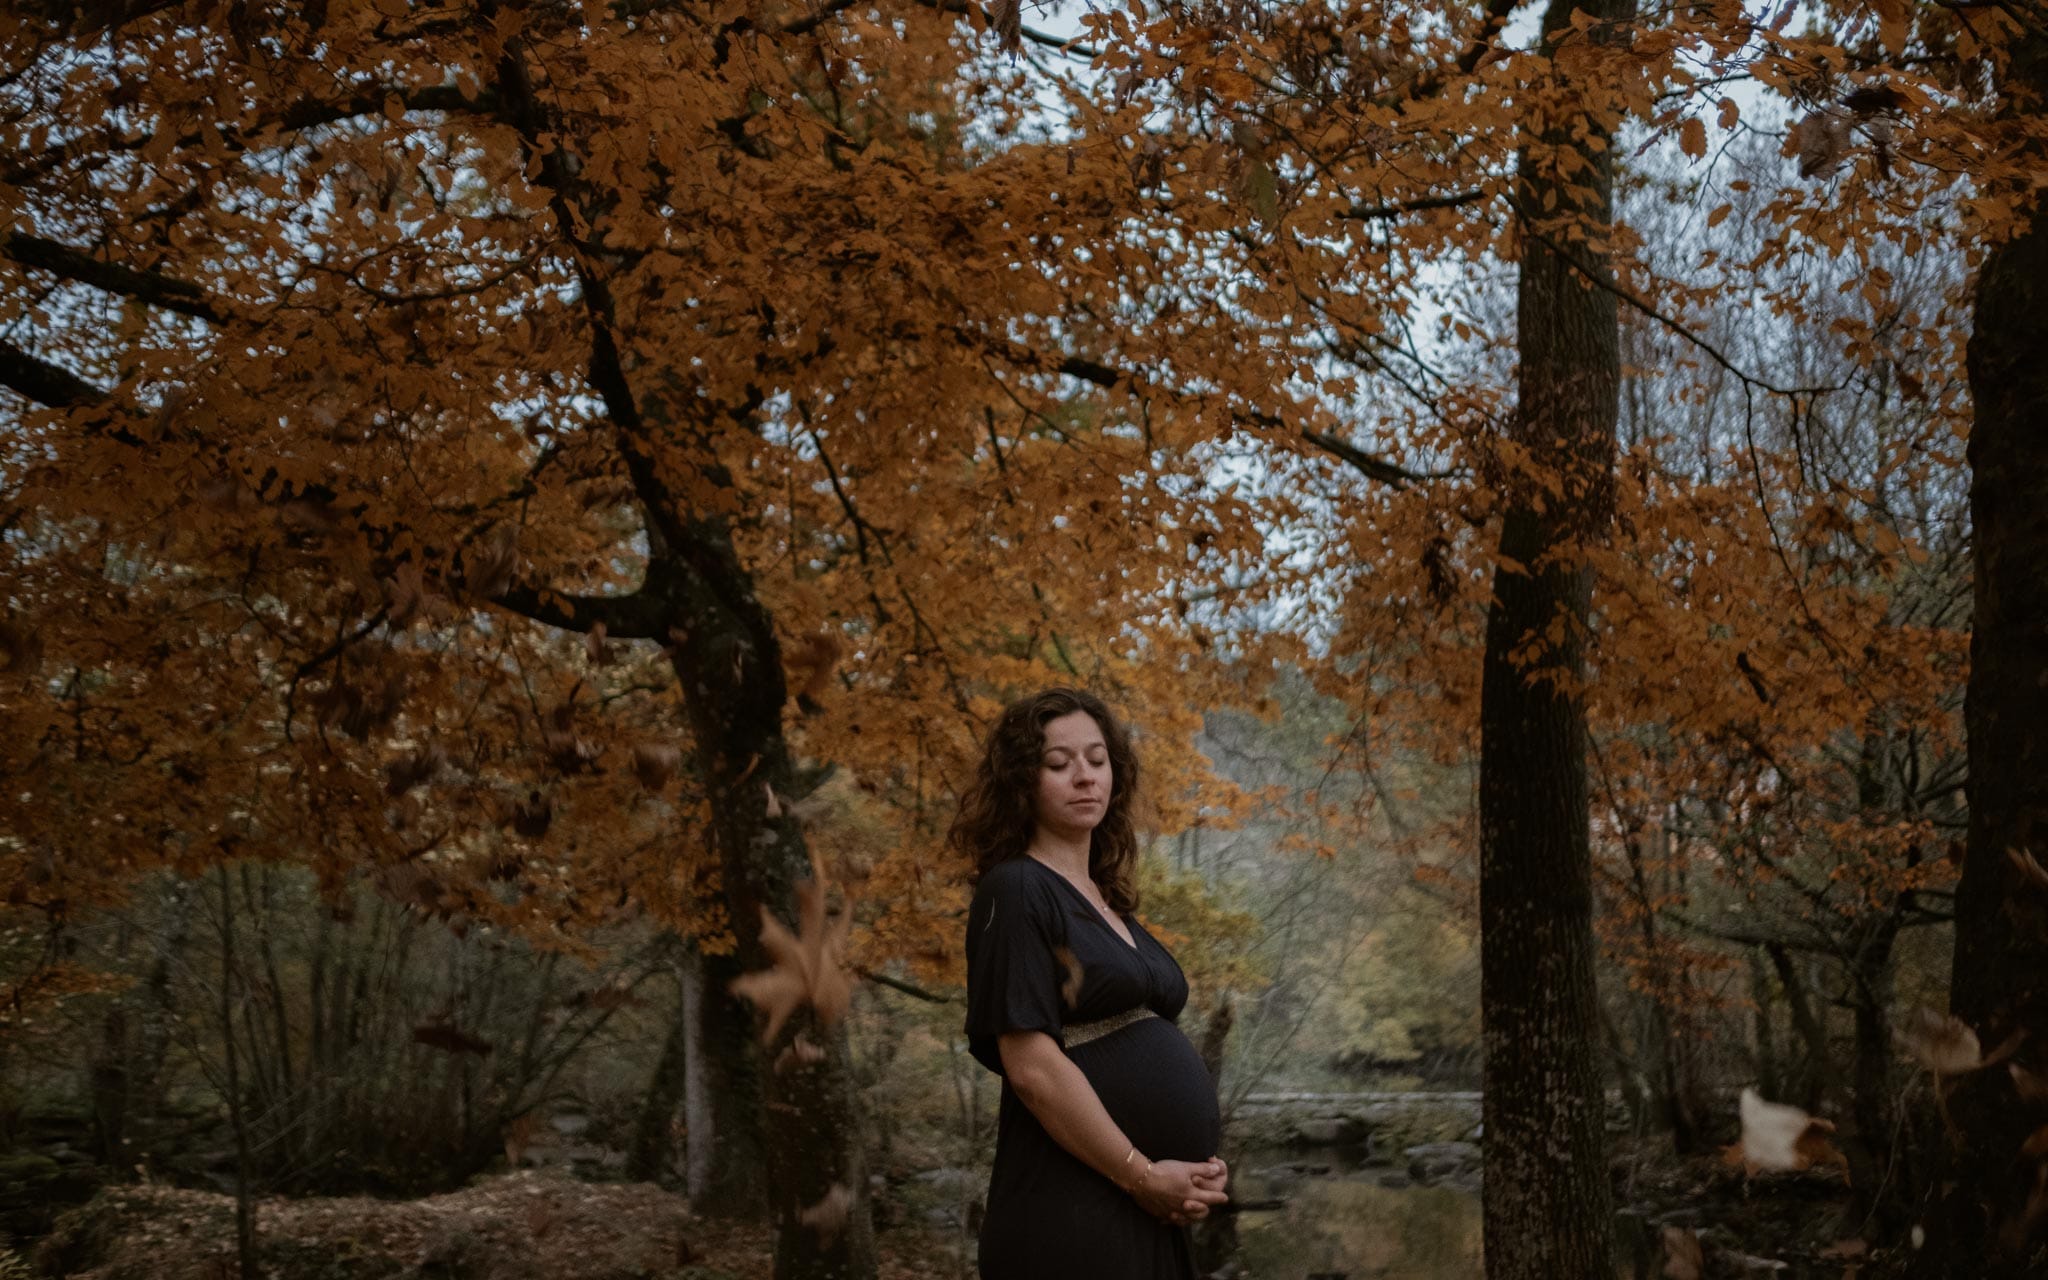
[0, 1, 2043, 1278]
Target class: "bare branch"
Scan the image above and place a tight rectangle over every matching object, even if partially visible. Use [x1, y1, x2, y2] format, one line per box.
[0, 338, 103, 408]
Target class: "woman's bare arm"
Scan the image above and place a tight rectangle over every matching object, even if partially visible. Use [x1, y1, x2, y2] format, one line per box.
[997, 1030, 1227, 1221]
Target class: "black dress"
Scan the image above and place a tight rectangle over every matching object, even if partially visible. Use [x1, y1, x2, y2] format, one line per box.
[964, 856, 1223, 1280]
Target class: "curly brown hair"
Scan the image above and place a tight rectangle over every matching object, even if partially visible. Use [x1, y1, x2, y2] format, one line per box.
[950, 687, 1144, 913]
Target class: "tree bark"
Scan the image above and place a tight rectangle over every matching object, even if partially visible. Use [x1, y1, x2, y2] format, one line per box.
[629, 966, 691, 1185]
[1915, 29, 2048, 1275]
[660, 529, 876, 1278]
[214, 865, 261, 1280]
[1478, 0, 1633, 1274]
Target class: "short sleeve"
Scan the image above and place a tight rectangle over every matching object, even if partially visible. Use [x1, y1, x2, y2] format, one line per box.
[963, 860, 1068, 1074]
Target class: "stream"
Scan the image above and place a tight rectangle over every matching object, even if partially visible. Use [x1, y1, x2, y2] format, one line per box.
[1225, 1148, 1483, 1280]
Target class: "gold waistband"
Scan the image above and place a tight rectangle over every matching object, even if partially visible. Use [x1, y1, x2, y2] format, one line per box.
[1063, 1006, 1158, 1048]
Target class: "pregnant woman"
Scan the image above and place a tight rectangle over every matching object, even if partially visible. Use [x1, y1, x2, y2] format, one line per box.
[954, 687, 1228, 1279]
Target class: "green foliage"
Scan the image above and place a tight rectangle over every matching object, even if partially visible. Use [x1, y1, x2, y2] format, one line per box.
[1135, 856, 1268, 1013]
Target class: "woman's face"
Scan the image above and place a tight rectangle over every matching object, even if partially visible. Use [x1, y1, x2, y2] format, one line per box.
[1032, 709, 1113, 838]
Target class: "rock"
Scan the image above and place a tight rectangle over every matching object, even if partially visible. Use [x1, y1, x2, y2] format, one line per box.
[1403, 1141, 1481, 1185]
[908, 1166, 976, 1197]
[1288, 1115, 1371, 1148]
[1376, 1171, 1413, 1190]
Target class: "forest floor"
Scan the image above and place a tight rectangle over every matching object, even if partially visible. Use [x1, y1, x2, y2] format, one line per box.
[13, 1142, 1887, 1280]
[25, 1170, 963, 1280]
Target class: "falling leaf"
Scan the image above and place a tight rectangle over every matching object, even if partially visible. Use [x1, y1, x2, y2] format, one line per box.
[798, 1182, 853, 1243]
[990, 0, 1020, 55]
[774, 1032, 828, 1073]
[2022, 1126, 2048, 1161]
[728, 852, 854, 1044]
[585, 620, 613, 667]
[413, 1021, 493, 1055]
[383, 744, 446, 796]
[1054, 944, 1084, 1009]
[2012, 1062, 2048, 1107]
[786, 632, 843, 709]
[511, 789, 552, 838]
[1735, 1087, 1849, 1181]
[385, 562, 428, 629]
[0, 615, 44, 675]
[1661, 1224, 1703, 1280]
[1843, 85, 1906, 116]
[1791, 110, 1850, 179]
[2009, 847, 2048, 892]
[466, 523, 520, 599]
[632, 743, 680, 791]
[1898, 1007, 1982, 1074]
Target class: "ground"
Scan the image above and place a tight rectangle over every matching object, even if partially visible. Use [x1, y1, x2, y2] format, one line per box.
[26, 1171, 959, 1280]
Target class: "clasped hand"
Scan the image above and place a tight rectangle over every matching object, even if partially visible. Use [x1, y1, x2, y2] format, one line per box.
[1130, 1156, 1228, 1227]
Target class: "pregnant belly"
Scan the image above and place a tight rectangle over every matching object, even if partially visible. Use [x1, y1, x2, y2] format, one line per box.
[1069, 1015, 1222, 1163]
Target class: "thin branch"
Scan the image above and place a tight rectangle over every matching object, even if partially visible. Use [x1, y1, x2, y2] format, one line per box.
[857, 967, 954, 1003]
[490, 584, 668, 639]
[1341, 189, 1488, 222]
[1301, 430, 1428, 488]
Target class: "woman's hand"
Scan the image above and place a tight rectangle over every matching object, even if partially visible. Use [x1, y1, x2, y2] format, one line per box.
[1130, 1157, 1228, 1225]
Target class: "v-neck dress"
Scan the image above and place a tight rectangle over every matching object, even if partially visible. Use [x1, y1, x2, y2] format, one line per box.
[963, 856, 1222, 1280]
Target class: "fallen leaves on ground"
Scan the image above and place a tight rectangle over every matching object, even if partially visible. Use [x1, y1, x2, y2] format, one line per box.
[35, 1171, 956, 1280]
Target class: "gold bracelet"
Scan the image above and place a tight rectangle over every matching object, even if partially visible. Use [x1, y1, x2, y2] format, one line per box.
[1121, 1148, 1152, 1194]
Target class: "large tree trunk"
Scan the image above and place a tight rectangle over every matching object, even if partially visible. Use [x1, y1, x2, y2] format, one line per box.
[1478, 1, 1632, 1275]
[629, 965, 691, 1185]
[1916, 30, 2048, 1275]
[685, 948, 773, 1214]
[660, 532, 875, 1278]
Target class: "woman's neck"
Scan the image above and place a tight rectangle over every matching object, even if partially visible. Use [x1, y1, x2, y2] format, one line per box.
[1025, 831, 1092, 886]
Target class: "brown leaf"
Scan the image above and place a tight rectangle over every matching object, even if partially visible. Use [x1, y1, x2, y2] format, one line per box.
[797, 1183, 853, 1243]
[1898, 1006, 1982, 1074]
[2008, 847, 2048, 892]
[1843, 85, 1906, 116]
[1661, 1225, 1703, 1280]
[511, 790, 552, 838]
[383, 744, 446, 796]
[787, 632, 843, 708]
[0, 614, 45, 675]
[1819, 1238, 1869, 1260]
[2019, 1124, 2048, 1161]
[584, 620, 614, 667]
[990, 0, 1020, 54]
[1054, 944, 1083, 1009]
[413, 1021, 493, 1055]
[729, 852, 854, 1043]
[466, 523, 520, 599]
[632, 743, 680, 791]
[774, 1032, 828, 1073]
[1791, 109, 1849, 179]
[1736, 1088, 1849, 1181]
[2011, 1062, 2048, 1107]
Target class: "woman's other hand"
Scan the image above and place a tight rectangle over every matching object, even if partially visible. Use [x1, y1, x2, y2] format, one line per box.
[1132, 1158, 1227, 1225]
[1188, 1155, 1228, 1194]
